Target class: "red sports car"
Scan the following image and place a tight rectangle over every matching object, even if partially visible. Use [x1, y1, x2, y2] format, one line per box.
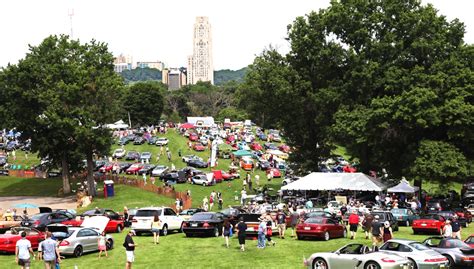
[0, 227, 44, 253]
[189, 133, 199, 141]
[62, 209, 124, 233]
[412, 214, 445, 234]
[193, 143, 206, 151]
[453, 208, 473, 224]
[465, 234, 474, 248]
[278, 144, 290, 153]
[296, 217, 346, 241]
[99, 162, 114, 173]
[126, 163, 144, 174]
[250, 142, 263, 151]
[266, 167, 281, 178]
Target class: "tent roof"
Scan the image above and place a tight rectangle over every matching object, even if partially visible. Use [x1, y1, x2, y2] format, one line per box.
[281, 172, 386, 192]
[387, 179, 419, 193]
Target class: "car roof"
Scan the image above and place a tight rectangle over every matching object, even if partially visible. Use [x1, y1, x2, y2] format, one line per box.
[137, 207, 169, 210]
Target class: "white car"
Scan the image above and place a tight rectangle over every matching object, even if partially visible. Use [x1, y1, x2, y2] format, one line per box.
[155, 137, 169, 146]
[191, 173, 215, 186]
[466, 204, 474, 215]
[380, 239, 449, 269]
[131, 207, 183, 236]
[151, 165, 169, 177]
[112, 148, 126, 159]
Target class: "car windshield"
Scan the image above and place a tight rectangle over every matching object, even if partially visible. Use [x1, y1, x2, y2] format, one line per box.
[409, 242, 430, 251]
[305, 218, 324, 224]
[190, 213, 214, 221]
[136, 210, 161, 217]
[30, 213, 47, 220]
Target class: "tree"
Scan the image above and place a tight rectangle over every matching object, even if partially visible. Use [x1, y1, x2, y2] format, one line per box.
[120, 67, 162, 83]
[122, 81, 165, 126]
[0, 35, 123, 195]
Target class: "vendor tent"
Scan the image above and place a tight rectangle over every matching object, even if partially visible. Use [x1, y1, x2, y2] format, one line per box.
[232, 150, 253, 157]
[281, 172, 386, 192]
[387, 179, 419, 193]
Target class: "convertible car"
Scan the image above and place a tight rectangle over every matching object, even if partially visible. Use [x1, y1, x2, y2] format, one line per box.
[62, 208, 124, 233]
[0, 227, 44, 253]
[380, 239, 448, 269]
[423, 236, 474, 268]
[303, 243, 408, 269]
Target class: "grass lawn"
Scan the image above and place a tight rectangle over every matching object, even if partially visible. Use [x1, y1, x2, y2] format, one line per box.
[0, 225, 473, 268]
[0, 177, 63, 197]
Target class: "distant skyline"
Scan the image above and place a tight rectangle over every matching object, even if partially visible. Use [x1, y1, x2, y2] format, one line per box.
[1, 0, 473, 70]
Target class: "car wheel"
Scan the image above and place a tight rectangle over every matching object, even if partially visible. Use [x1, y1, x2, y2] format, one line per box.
[443, 255, 454, 267]
[406, 220, 410, 227]
[364, 261, 381, 269]
[406, 258, 417, 269]
[116, 225, 122, 233]
[73, 245, 83, 257]
[161, 225, 168, 236]
[106, 239, 113, 250]
[312, 258, 328, 269]
[213, 227, 219, 237]
[323, 231, 330, 241]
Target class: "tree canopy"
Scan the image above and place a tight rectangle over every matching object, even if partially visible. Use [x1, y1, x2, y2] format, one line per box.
[122, 81, 166, 126]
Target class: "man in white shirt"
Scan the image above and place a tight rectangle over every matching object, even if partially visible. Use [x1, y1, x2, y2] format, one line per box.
[15, 231, 34, 269]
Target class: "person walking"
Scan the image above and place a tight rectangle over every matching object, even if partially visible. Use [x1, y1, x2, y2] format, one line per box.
[257, 218, 267, 249]
[98, 231, 108, 258]
[151, 215, 162, 244]
[38, 232, 60, 269]
[362, 213, 374, 240]
[222, 219, 232, 248]
[348, 210, 360, 240]
[451, 216, 462, 240]
[124, 230, 136, 269]
[265, 220, 275, 246]
[443, 219, 453, 238]
[202, 197, 209, 211]
[382, 221, 393, 243]
[236, 217, 247, 251]
[290, 208, 299, 238]
[276, 209, 286, 239]
[15, 231, 34, 269]
[371, 215, 383, 249]
[209, 194, 214, 211]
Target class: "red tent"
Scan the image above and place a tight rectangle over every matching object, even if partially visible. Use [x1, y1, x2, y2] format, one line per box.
[181, 123, 195, 129]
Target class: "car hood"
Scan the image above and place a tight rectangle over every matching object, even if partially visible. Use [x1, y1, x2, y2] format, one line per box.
[81, 216, 109, 233]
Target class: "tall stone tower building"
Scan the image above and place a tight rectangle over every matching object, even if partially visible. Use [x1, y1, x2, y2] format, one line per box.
[188, 16, 214, 85]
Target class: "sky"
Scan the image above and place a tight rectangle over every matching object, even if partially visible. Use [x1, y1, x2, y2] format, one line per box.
[0, 0, 473, 70]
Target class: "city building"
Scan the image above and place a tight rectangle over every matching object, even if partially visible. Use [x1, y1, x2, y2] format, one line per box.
[187, 16, 214, 85]
[162, 68, 187, 90]
[136, 61, 165, 71]
[113, 53, 133, 73]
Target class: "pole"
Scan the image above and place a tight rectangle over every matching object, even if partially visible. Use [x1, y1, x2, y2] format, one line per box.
[128, 112, 132, 128]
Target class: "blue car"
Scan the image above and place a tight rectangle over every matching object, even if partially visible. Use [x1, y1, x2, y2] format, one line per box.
[390, 208, 419, 226]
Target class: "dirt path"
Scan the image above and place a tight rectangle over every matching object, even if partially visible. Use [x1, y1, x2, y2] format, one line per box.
[0, 196, 76, 214]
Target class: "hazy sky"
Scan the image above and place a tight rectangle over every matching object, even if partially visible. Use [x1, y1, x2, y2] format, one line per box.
[1, 0, 472, 70]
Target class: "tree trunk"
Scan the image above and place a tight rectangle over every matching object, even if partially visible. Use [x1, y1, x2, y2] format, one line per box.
[61, 154, 71, 194]
[86, 150, 96, 197]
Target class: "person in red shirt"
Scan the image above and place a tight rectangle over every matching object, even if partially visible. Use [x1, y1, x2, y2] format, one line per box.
[348, 210, 360, 240]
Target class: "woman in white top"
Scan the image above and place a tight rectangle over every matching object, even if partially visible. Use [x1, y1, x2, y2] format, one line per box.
[442, 220, 452, 238]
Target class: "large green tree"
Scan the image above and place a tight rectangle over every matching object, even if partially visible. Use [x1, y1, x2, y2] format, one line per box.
[122, 81, 165, 126]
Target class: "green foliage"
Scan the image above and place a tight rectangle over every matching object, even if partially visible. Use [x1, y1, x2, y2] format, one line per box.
[120, 67, 162, 83]
[214, 67, 248, 85]
[122, 81, 166, 126]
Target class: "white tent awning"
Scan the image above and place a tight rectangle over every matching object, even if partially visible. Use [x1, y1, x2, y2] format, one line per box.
[387, 179, 419, 193]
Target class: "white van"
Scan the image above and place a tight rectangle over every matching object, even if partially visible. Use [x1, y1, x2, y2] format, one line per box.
[131, 207, 184, 236]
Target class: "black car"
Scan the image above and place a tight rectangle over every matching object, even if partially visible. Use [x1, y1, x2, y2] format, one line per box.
[186, 159, 208, 168]
[125, 151, 140, 160]
[137, 164, 156, 175]
[133, 137, 145, 145]
[118, 162, 132, 173]
[148, 137, 158, 145]
[21, 211, 75, 231]
[182, 212, 224, 237]
[161, 172, 180, 183]
[426, 199, 450, 213]
[370, 211, 399, 231]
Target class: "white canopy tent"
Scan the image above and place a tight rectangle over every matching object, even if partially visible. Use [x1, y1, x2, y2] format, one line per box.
[281, 172, 387, 192]
[387, 179, 419, 193]
[106, 120, 129, 129]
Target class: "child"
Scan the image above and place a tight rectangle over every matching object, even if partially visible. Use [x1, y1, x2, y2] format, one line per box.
[98, 231, 108, 258]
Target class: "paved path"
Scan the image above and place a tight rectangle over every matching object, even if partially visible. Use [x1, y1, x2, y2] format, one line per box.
[0, 196, 76, 214]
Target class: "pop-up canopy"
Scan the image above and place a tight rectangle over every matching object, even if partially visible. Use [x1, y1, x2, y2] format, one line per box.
[387, 179, 419, 193]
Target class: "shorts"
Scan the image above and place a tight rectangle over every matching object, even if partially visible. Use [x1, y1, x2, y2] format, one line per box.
[126, 251, 135, 263]
[238, 235, 246, 245]
[349, 224, 358, 232]
[18, 258, 30, 267]
[99, 244, 106, 251]
[372, 235, 382, 244]
[278, 223, 286, 230]
[44, 260, 55, 267]
[152, 228, 160, 234]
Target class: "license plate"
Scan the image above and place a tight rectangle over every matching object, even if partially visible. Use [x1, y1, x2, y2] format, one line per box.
[421, 223, 427, 226]
[191, 223, 198, 227]
[304, 227, 311, 230]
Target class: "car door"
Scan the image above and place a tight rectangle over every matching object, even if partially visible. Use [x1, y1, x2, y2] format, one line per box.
[327, 244, 362, 268]
[164, 208, 180, 230]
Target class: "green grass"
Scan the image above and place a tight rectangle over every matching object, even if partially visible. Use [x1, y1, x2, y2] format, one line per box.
[0, 177, 63, 197]
[0, 225, 472, 268]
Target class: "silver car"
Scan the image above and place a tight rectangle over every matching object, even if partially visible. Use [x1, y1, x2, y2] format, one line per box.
[49, 216, 114, 257]
[380, 239, 448, 269]
[151, 165, 169, 177]
[422, 236, 474, 268]
[303, 243, 408, 269]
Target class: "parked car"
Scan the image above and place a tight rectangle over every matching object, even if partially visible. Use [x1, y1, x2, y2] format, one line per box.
[191, 174, 215, 186]
[303, 243, 409, 269]
[380, 239, 448, 268]
[426, 199, 448, 212]
[304, 211, 340, 223]
[256, 160, 271, 170]
[140, 152, 152, 163]
[296, 217, 346, 241]
[412, 214, 446, 234]
[155, 137, 169, 146]
[466, 204, 474, 215]
[370, 211, 399, 231]
[278, 144, 290, 153]
[263, 142, 278, 150]
[0, 155, 7, 167]
[151, 165, 169, 177]
[182, 155, 202, 163]
[112, 148, 126, 159]
[137, 164, 155, 175]
[266, 167, 281, 178]
[98, 162, 114, 173]
[131, 207, 183, 236]
[437, 211, 469, 228]
[51, 216, 114, 257]
[189, 133, 199, 141]
[179, 208, 205, 221]
[249, 142, 262, 151]
[125, 151, 140, 161]
[452, 207, 472, 226]
[182, 212, 224, 237]
[193, 143, 206, 151]
[187, 159, 208, 168]
[240, 158, 254, 171]
[117, 162, 131, 173]
[422, 236, 474, 268]
[133, 137, 145, 145]
[0, 227, 44, 253]
[390, 208, 420, 226]
[161, 172, 186, 184]
[125, 163, 144, 175]
[465, 234, 474, 248]
[238, 213, 277, 237]
[21, 211, 75, 231]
